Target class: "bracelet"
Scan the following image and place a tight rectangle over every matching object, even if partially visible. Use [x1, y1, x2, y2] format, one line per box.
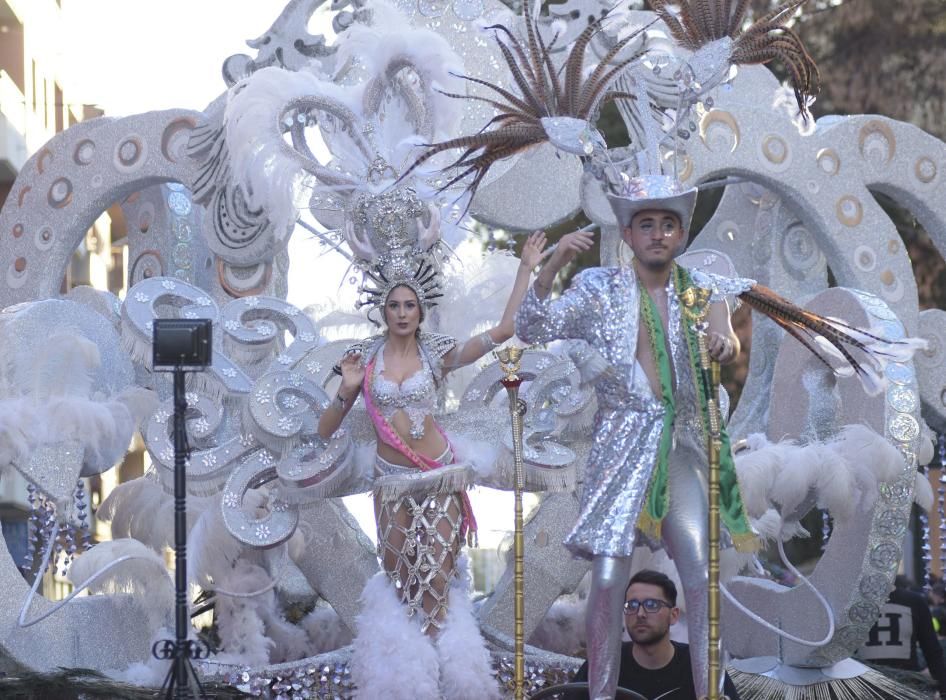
[335, 392, 351, 409]
[480, 331, 500, 351]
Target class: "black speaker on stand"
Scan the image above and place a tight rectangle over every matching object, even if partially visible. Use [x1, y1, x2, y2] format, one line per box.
[151, 319, 213, 700]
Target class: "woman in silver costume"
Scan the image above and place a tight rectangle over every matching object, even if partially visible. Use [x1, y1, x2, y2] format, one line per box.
[318, 230, 548, 700]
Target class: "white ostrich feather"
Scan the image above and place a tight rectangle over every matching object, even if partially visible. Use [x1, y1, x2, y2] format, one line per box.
[67, 538, 173, 630]
[225, 66, 358, 239]
[437, 243, 522, 397]
[103, 627, 175, 687]
[915, 472, 935, 512]
[749, 508, 809, 543]
[528, 593, 587, 656]
[0, 328, 147, 478]
[187, 495, 245, 589]
[351, 571, 441, 700]
[0, 400, 37, 471]
[435, 556, 501, 700]
[115, 386, 160, 427]
[335, 1, 464, 149]
[735, 425, 905, 533]
[98, 478, 208, 552]
[449, 430, 499, 481]
[211, 561, 276, 666]
[731, 433, 784, 518]
[23, 331, 100, 399]
[98, 478, 168, 547]
[300, 605, 353, 654]
[257, 597, 312, 663]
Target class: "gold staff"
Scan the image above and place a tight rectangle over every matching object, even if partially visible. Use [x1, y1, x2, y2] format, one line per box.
[495, 346, 527, 700]
[681, 287, 724, 700]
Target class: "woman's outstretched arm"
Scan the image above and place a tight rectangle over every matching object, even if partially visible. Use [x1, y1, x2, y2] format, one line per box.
[442, 230, 549, 371]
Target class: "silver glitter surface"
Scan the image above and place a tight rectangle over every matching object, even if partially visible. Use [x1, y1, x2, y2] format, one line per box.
[122, 277, 253, 396]
[472, 143, 583, 231]
[220, 449, 299, 547]
[0, 109, 202, 309]
[2, 298, 134, 397]
[19, 442, 83, 504]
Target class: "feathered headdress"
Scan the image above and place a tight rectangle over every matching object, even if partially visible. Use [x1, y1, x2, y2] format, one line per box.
[189, 2, 466, 315]
[344, 157, 445, 316]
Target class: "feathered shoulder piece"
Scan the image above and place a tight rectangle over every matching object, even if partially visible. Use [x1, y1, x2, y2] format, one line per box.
[677, 263, 926, 396]
[734, 285, 926, 396]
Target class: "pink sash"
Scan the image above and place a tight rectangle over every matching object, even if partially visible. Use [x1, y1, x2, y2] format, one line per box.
[362, 357, 478, 543]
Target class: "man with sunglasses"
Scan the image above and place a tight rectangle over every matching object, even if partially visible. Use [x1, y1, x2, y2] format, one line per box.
[564, 570, 741, 699]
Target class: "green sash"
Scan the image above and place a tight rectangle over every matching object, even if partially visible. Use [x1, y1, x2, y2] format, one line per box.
[636, 264, 758, 552]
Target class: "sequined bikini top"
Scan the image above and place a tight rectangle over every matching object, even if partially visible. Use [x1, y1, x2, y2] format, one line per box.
[370, 343, 437, 440]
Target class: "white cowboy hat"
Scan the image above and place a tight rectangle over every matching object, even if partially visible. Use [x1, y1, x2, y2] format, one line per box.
[606, 173, 698, 233]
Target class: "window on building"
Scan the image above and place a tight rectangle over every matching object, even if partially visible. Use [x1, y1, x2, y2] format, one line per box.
[0, 11, 25, 93]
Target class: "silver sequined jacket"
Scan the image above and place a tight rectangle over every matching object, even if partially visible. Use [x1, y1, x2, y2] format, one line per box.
[515, 265, 736, 557]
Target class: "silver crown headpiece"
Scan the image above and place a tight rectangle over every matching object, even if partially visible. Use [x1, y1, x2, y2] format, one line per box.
[345, 158, 444, 315]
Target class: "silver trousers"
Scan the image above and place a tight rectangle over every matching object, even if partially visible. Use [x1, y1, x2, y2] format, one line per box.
[586, 438, 710, 699]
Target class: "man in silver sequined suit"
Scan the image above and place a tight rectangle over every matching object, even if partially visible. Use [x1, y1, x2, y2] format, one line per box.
[516, 175, 742, 700]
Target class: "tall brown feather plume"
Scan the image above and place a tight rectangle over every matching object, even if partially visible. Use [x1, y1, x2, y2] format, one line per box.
[646, 0, 819, 116]
[738, 284, 896, 386]
[399, 1, 645, 202]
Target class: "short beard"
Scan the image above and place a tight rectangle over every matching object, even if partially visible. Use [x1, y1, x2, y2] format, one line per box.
[634, 254, 676, 272]
[628, 624, 669, 646]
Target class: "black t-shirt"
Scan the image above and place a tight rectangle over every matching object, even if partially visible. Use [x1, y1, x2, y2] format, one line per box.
[857, 587, 946, 696]
[564, 641, 741, 700]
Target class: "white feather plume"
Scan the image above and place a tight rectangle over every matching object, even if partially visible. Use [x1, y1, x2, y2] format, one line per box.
[187, 494, 246, 589]
[335, 0, 464, 149]
[735, 424, 906, 535]
[23, 331, 100, 399]
[351, 571, 441, 700]
[211, 561, 276, 666]
[103, 627, 175, 687]
[527, 592, 587, 656]
[0, 328, 149, 478]
[435, 556, 501, 700]
[300, 605, 354, 654]
[0, 400, 37, 472]
[67, 538, 173, 630]
[225, 66, 352, 239]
